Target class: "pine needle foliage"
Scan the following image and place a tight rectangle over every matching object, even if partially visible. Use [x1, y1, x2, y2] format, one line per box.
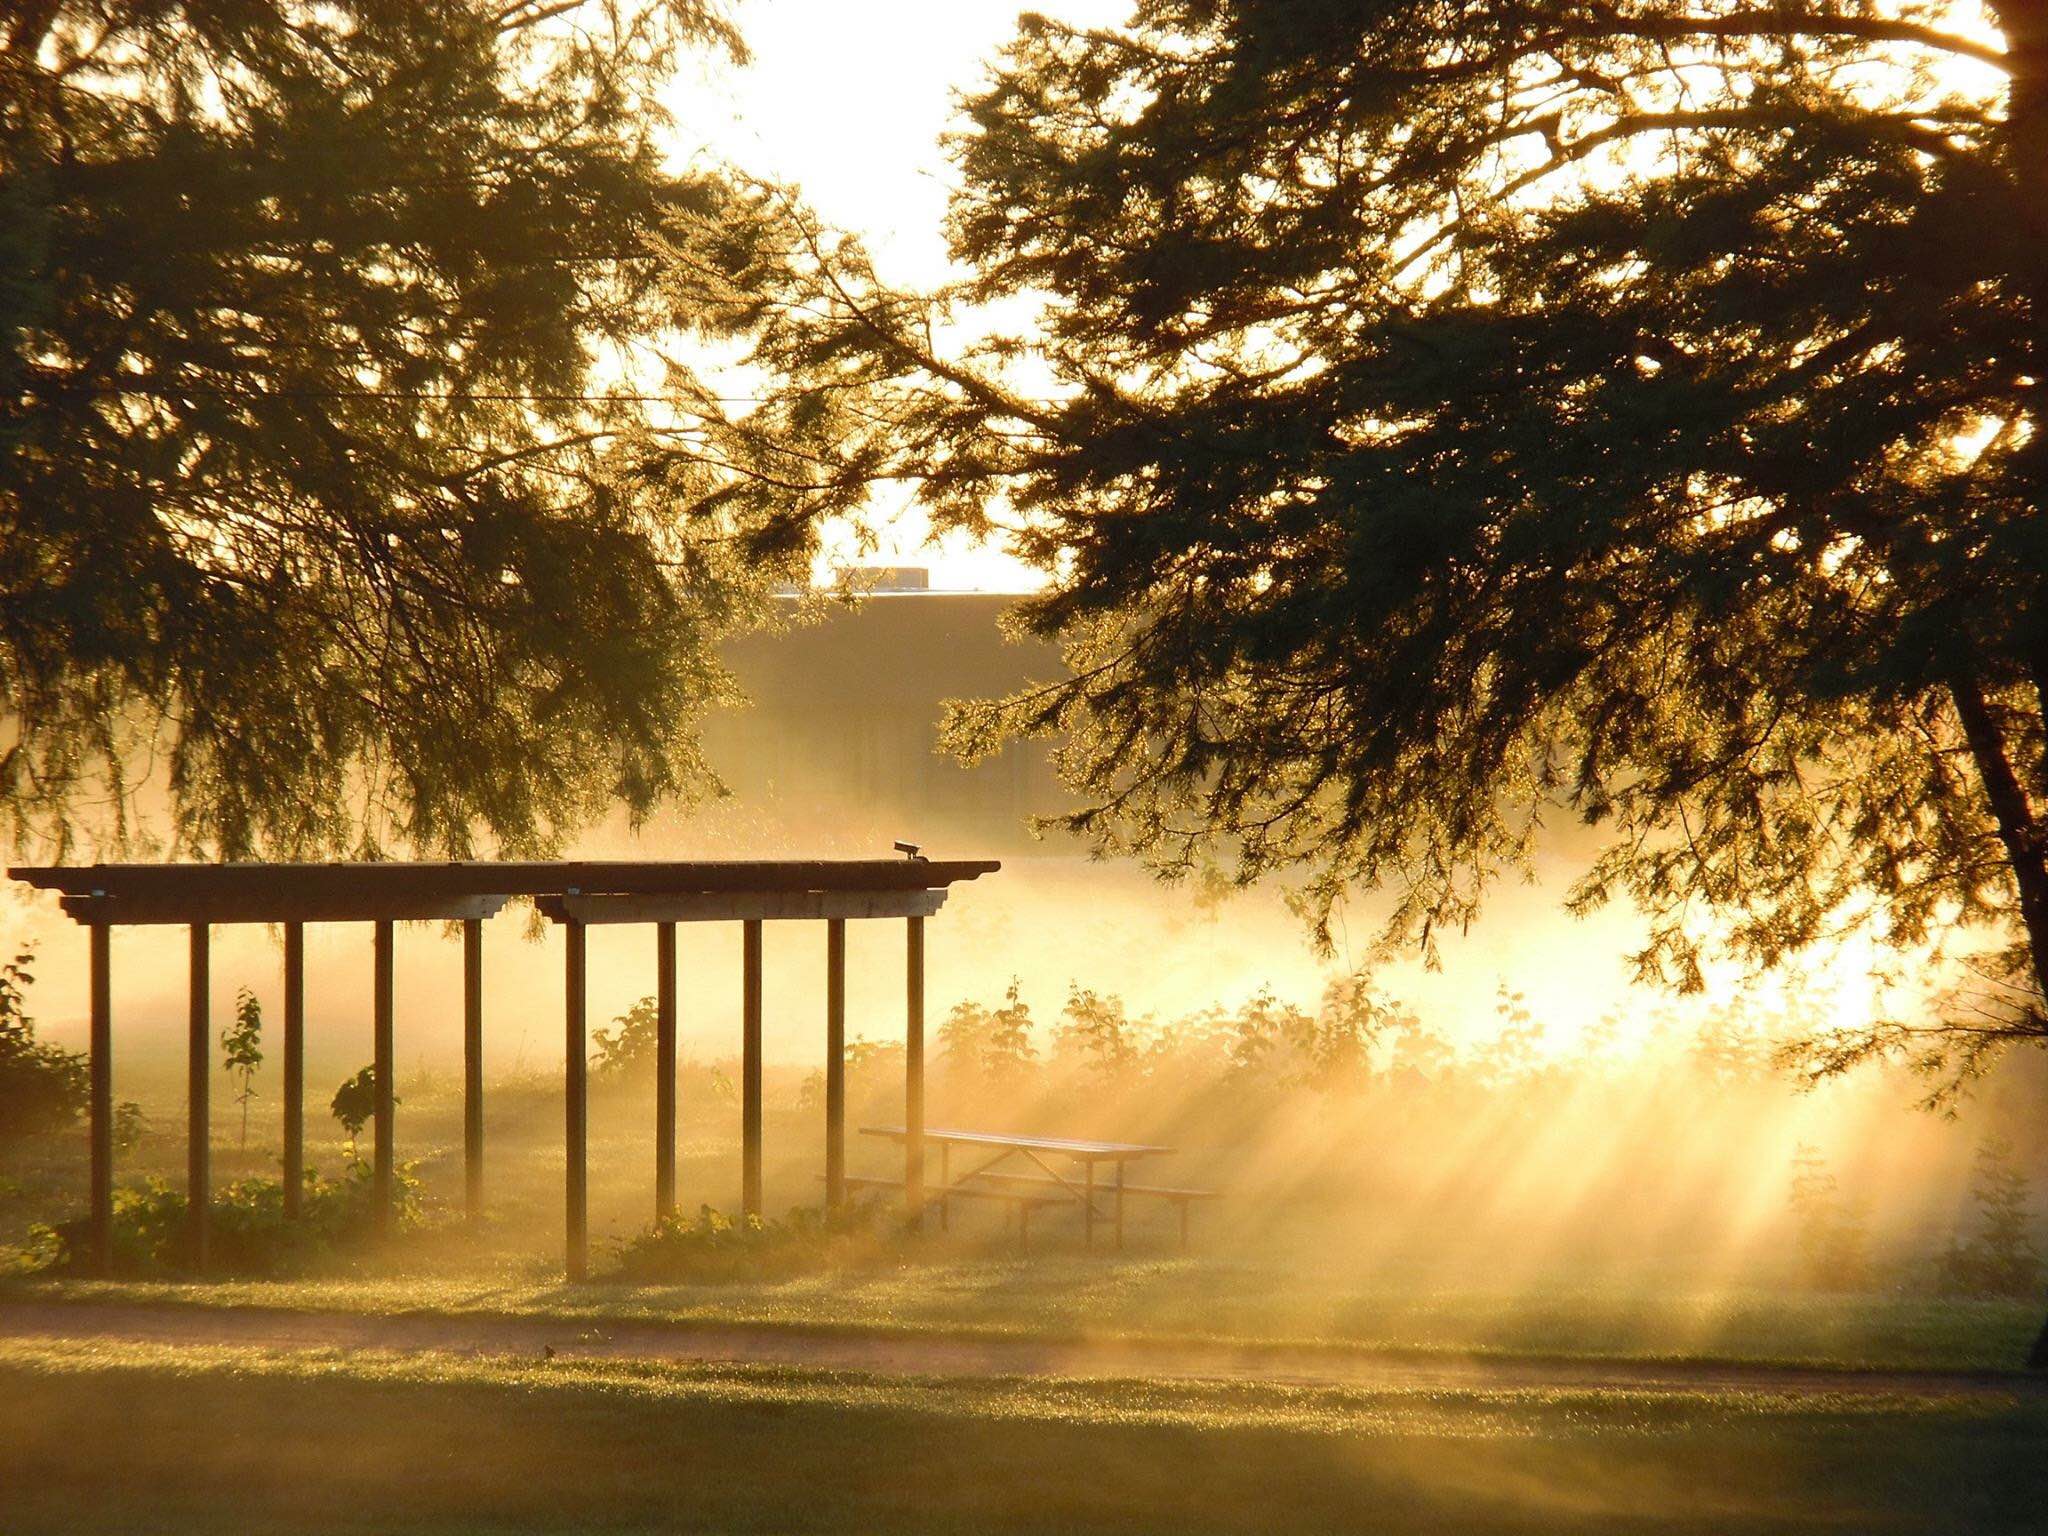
[673, 2, 2048, 1102]
[1, 1, 809, 859]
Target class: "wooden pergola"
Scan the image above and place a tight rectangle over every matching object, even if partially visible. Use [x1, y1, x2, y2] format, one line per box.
[5, 856, 1000, 1278]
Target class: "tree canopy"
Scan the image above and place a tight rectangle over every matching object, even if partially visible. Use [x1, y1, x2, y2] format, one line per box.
[684, 0, 2048, 1090]
[1, 0, 804, 859]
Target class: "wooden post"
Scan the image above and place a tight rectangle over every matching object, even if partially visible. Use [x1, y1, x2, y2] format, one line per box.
[282, 922, 304, 1220]
[187, 922, 209, 1271]
[1115, 1159, 1126, 1251]
[1083, 1160, 1095, 1249]
[565, 919, 588, 1280]
[824, 919, 846, 1212]
[905, 915, 925, 1227]
[88, 922, 111, 1275]
[939, 1141, 951, 1232]
[741, 919, 763, 1219]
[656, 921, 677, 1221]
[373, 918, 394, 1238]
[463, 917, 483, 1222]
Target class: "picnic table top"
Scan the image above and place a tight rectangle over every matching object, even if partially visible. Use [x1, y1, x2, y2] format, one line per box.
[858, 1125, 1174, 1160]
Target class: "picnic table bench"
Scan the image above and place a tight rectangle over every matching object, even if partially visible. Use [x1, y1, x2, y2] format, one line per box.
[858, 1126, 1216, 1250]
[835, 1172, 1071, 1249]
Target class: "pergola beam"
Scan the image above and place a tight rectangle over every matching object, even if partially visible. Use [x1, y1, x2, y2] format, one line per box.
[88, 924, 110, 1275]
[565, 920, 588, 1280]
[187, 923, 209, 1271]
[373, 919, 395, 1238]
[655, 922, 677, 1222]
[12, 858, 998, 911]
[283, 923, 304, 1220]
[906, 915, 925, 1228]
[463, 918, 484, 1222]
[538, 889, 947, 925]
[825, 919, 846, 1211]
[741, 920, 763, 1219]
[56, 893, 509, 926]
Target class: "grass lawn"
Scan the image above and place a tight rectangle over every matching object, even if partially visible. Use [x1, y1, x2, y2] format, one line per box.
[15, 1257, 2043, 1373]
[2, 1335, 2043, 1535]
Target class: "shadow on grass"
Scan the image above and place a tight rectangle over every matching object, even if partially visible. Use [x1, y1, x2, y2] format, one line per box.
[2, 1347, 2044, 1535]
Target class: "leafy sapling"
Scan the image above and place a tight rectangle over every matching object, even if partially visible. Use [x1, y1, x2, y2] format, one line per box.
[221, 988, 265, 1147]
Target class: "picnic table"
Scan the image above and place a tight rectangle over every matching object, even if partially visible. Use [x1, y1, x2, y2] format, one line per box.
[854, 1126, 1215, 1249]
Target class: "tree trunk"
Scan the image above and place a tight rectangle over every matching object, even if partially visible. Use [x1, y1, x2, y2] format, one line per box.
[1987, 0, 2048, 1372]
[1951, 680, 2048, 1001]
[1950, 678, 2048, 1369]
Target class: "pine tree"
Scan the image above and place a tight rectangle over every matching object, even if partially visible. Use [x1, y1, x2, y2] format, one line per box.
[1940, 1137, 2043, 1297]
[679, 0, 2048, 1364]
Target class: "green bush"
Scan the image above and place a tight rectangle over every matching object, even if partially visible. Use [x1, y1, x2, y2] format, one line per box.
[0, 945, 87, 1146]
[610, 1200, 893, 1284]
[1787, 1143, 1871, 1289]
[592, 996, 660, 1078]
[1938, 1139, 2042, 1299]
[34, 1161, 427, 1278]
[329, 1065, 387, 1157]
[111, 1100, 146, 1152]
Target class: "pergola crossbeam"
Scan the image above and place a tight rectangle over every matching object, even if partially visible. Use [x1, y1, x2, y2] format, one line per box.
[537, 889, 948, 924]
[283, 924, 305, 1219]
[56, 894, 512, 925]
[187, 924, 209, 1270]
[15, 858, 996, 908]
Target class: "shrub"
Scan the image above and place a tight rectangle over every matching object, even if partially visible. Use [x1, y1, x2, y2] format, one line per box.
[0, 944, 87, 1145]
[939, 980, 1038, 1085]
[112, 1099, 146, 1152]
[592, 995, 660, 1078]
[1938, 1138, 2042, 1298]
[1051, 986, 1152, 1085]
[1473, 985, 1547, 1087]
[329, 1065, 389, 1160]
[34, 1161, 427, 1278]
[1787, 1143, 1871, 1289]
[610, 1200, 892, 1284]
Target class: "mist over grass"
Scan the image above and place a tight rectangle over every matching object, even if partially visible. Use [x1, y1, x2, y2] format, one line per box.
[6, 962, 2042, 1329]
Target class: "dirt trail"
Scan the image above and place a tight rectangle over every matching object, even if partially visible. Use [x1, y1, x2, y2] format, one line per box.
[3, 1299, 2041, 1400]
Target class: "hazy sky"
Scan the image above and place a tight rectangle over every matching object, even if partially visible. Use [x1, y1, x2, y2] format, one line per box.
[680, 1, 1126, 286]
[664, 0, 1129, 590]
